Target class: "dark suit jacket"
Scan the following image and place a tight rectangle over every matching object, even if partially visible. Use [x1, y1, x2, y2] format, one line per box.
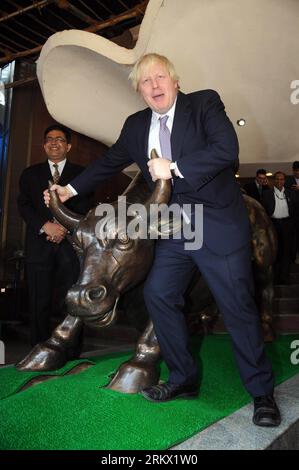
[285, 175, 299, 213]
[243, 181, 270, 203]
[18, 160, 92, 263]
[285, 175, 297, 189]
[70, 90, 250, 256]
[262, 188, 294, 218]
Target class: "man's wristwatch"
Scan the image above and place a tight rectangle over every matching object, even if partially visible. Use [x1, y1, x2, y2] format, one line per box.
[169, 162, 177, 179]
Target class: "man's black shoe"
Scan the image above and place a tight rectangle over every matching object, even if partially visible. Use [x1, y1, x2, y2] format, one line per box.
[253, 395, 281, 427]
[140, 382, 198, 403]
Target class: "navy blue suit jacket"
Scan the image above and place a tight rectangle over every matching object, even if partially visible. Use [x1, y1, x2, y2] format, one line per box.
[71, 90, 250, 255]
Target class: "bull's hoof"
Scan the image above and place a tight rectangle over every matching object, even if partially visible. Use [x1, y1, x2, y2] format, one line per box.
[106, 361, 160, 394]
[261, 318, 275, 343]
[16, 342, 76, 372]
[262, 327, 275, 343]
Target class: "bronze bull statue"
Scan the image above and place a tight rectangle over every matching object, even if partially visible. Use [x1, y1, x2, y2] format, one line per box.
[17, 156, 277, 393]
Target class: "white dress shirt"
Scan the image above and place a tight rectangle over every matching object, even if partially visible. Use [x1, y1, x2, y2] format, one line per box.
[68, 99, 185, 196]
[272, 187, 289, 219]
[148, 98, 190, 223]
[148, 98, 183, 178]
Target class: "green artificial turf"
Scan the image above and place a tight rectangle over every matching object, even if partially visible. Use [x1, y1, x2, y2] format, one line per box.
[0, 359, 95, 400]
[0, 334, 298, 450]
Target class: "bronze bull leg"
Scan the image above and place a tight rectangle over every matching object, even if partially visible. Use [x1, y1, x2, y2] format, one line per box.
[107, 320, 161, 393]
[16, 315, 83, 371]
[253, 264, 275, 342]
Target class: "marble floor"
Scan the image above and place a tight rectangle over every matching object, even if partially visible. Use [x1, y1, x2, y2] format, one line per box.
[173, 374, 299, 450]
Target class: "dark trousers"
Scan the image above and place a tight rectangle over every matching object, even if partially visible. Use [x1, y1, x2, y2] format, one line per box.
[144, 237, 274, 398]
[271, 217, 294, 282]
[292, 215, 299, 259]
[26, 244, 80, 346]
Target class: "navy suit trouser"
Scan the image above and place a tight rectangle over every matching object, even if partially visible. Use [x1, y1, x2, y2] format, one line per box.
[143, 237, 275, 398]
[26, 243, 80, 346]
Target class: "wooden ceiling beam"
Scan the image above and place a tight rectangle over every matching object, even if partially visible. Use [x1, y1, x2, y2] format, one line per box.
[0, 0, 55, 23]
[9, 17, 49, 41]
[1, 23, 42, 48]
[0, 31, 27, 50]
[77, 0, 103, 22]
[57, 0, 97, 26]
[46, 7, 77, 29]
[5, 0, 57, 33]
[4, 76, 37, 89]
[86, 0, 148, 33]
[0, 42, 18, 54]
[0, 45, 41, 65]
[0, 1, 148, 65]
[94, 1, 114, 16]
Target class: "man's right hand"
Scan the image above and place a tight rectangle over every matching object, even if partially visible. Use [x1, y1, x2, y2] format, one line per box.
[43, 184, 72, 207]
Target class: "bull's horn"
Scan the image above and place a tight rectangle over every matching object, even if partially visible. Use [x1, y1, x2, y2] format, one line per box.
[48, 181, 83, 231]
[144, 149, 172, 208]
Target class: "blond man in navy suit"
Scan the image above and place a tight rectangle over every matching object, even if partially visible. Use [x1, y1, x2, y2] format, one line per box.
[45, 54, 280, 427]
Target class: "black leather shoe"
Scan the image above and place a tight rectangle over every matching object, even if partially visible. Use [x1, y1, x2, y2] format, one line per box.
[140, 382, 198, 402]
[253, 395, 281, 427]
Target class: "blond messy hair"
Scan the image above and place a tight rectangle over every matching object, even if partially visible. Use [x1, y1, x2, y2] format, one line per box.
[128, 53, 179, 92]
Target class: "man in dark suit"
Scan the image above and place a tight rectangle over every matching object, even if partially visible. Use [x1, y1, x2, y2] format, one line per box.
[262, 171, 294, 284]
[285, 161, 299, 262]
[243, 169, 270, 203]
[18, 124, 91, 346]
[45, 54, 280, 427]
[285, 161, 299, 190]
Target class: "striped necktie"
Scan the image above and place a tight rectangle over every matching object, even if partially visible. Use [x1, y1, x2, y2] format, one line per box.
[52, 164, 60, 184]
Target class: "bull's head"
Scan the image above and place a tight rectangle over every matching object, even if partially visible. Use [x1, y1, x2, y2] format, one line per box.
[49, 151, 171, 327]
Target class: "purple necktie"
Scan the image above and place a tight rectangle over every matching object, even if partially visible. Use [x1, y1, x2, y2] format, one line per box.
[159, 115, 172, 161]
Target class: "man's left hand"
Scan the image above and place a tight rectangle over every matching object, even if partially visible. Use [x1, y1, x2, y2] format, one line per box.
[46, 224, 68, 244]
[147, 158, 172, 182]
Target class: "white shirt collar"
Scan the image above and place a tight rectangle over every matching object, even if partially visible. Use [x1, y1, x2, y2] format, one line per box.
[151, 96, 178, 125]
[274, 186, 285, 195]
[48, 158, 66, 170]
